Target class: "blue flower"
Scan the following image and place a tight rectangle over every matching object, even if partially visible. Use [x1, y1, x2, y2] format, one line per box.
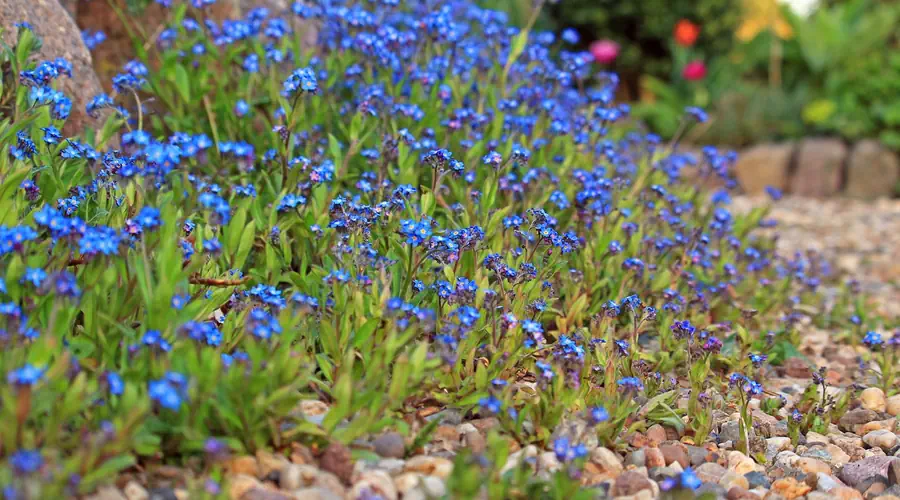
[203, 238, 222, 254]
[10, 449, 42, 475]
[149, 379, 183, 410]
[171, 294, 190, 310]
[106, 372, 124, 395]
[7, 364, 44, 386]
[661, 468, 702, 491]
[589, 406, 609, 425]
[40, 126, 62, 144]
[20, 267, 47, 287]
[749, 353, 768, 367]
[684, 106, 708, 123]
[478, 395, 502, 414]
[81, 30, 106, 50]
[482, 151, 502, 168]
[765, 186, 783, 201]
[617, 377, 644, 393]
[234, 99, 251, 116]
[864, 331, 883, 349]
[282, 67, 317, 96]
[135, 207, 161, 230]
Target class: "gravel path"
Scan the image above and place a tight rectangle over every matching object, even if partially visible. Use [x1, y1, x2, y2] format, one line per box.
[733, 196, 900, 318]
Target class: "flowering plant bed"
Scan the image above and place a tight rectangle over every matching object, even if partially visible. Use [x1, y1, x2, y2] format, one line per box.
[0, 1, 896, 498]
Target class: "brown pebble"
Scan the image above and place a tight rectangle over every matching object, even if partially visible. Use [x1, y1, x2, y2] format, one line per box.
[646, 424, 667, 444]
[644, 447, 665, 468]
[291, 443, 315, 465]
[660, 444, 689, 468]
[226, 456, 260, 478]
[727, 486, 760, 500]
[318, 442, 354, 484]
[463, 431, 486, 454]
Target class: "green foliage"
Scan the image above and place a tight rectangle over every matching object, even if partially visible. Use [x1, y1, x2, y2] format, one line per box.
[547, 0, 742, 84]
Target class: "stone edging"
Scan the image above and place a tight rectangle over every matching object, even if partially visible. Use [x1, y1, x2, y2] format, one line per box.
[732, 139, 900, 199]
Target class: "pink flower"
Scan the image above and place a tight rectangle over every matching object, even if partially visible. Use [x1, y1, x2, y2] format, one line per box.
[682, 60, 707, 81]
[590, 40, 619, 65]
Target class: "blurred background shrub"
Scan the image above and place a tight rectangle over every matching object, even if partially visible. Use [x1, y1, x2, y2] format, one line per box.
[482, 0, 900, 149]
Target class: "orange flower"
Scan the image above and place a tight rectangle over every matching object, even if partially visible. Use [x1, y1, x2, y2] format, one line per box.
[674, 19, 700, 47]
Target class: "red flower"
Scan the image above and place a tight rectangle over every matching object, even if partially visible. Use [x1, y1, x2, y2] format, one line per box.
[682, 60, 707, 81]
[589, 40, 620, 65]
[674, 19, 700, 47]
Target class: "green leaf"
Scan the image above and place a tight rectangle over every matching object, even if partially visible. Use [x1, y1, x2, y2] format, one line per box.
[79, 455, 137, 491]
[173, 65, 191, 102]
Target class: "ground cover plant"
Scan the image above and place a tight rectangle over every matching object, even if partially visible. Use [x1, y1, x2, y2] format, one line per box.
[0, 0, 895, 498]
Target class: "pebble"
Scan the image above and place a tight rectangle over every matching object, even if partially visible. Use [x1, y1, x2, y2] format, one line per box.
[823, 444, 851, 468]
[839, 409, 879, 432]
[646, 424, 667, 444]
[720, 470, 750, 490]
[687, 445, 711, 466]
[887, 395, 900, 417]
[393, 472, 422, 494]
[591, 447, 624, 474]
[88, 487, 127, 500]
[148, 489, 178, 500]
[865, 430, 900, 451]
[350, 470, 397, 500]
[376, 458, 406, 476]
[227, 456, 260, 478]
[239, 489, 292, 500]
[319, 443, 354, 484]
[298, 400, 330, 426]
[462, 431, 486, 454]
[124, 482, 149, 500]
[862, 388, 889, 412]
[279, 464, 343, 494]
[745, 471, 771, 489]
[831, 487, 865, 500]
[767, 437, 792, 451]
[228, 474, 262, 500]
[644, 447, 666, 468]
[501, 445, 538, 475]
[404, 455, 453, 479]
[814, 472, 840, 492]
[659, 444, 689, 468]
[860, 419, 898, 435]
[867, 482, 890, 499]
[794, 457, 832, 475]
[728, 451, 759, 475]
[611, 471, 654, 497]
[626, 449, 646, 467]
[289, 487, 342, 500]
[372, 433, 406, 459]
[806, 432, 829, 444]
[280, 464, 313, 490]
[770, 477, 812, 499]
[258, 451, 290, 478]
[727, 486, 760, 500]
[719, 421, 746, 443]
[537, 452, 562, 473]
[839, 456, 899, 487]
[696, 462, 727, 483]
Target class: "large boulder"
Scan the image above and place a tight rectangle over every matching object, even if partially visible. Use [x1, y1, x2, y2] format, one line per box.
[791, 138, 848, 197]
[733, 143, 794, 195]
[845, 140, 900, 199]
[0, 0, 105, 137]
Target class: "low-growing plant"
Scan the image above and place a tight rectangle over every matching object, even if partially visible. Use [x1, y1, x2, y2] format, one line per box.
[0, 0, 855, 496]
